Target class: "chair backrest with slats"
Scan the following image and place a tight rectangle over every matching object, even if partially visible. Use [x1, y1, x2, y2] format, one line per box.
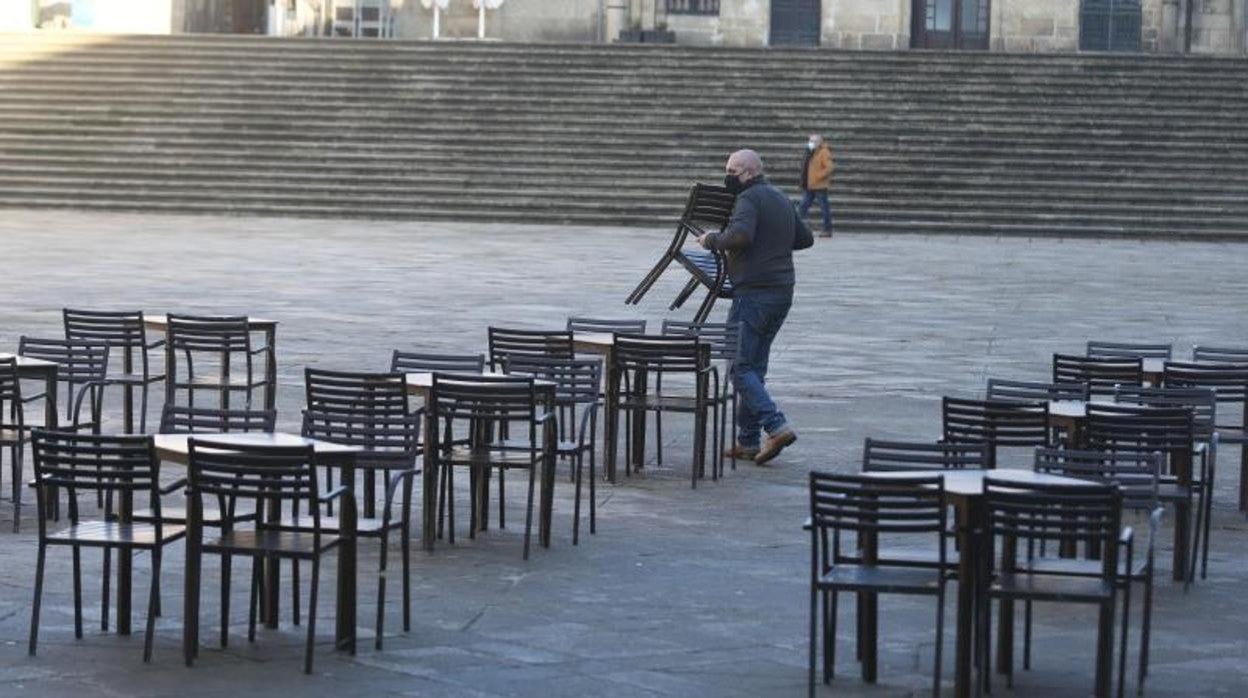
[984, 477, 1121, 576]
[504, 356, 601, 406]
[1113, 385, 1217, 443]
[1033, 447, 1160, 511]
[160, 405, 277, 434]
[187, 439, 320, 533]
[487, 327, 574, 370]
[1084, 404, 1194, 470]
[661, 319, 742, 362]
[612, 334, 708, 374]
[681, 183, 736, 233]
[1163, 362, 1248, 404]
[390, 351, 485, 374]
[31, 431, 161, 527]
[942, 397, 1050, 468]
[1086, 341, 1173, 360]
[302, 369, 418, 467]
[0, 357, 22, 403]
[861, 438, 989, 472]
[1191, 346, 1248, 364]
[428, 375, 542, 450]
[809, 471, 947, 569]
[986, 378, 1089, 403]
[566, 317, 647, 335]
[167, 314, 252, 354]
[18, 337, 110, 385]
[63, 308, 149, 350]
[1053, 353, 1143, 397]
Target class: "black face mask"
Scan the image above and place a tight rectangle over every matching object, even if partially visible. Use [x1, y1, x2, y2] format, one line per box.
[723, 174, 743, 194]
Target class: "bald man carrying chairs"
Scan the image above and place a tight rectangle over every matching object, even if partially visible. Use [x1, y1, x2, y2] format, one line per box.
[696, 149, 814, 465]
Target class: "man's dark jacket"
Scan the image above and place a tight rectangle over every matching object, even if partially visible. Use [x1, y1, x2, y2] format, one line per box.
[703, 176, 814, 290]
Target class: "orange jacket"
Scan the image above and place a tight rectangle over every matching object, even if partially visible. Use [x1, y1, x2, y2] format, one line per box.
[804, 144, 833, 190]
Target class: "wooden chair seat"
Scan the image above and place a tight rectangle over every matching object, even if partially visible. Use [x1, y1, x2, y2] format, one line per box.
[131, 506, 255, 527]
[204, 529, 341, 558]
[818, 564, 945, 594]
[990, 572, 1115, 603]
[47, 520, 185, 547]
[618, 394, 706, 413]
[276, 513, 392, 536]
[448, 444, 545, 467]
[1026, 555, 1149, 581]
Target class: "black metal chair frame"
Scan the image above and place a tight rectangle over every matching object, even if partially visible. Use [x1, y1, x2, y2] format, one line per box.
[1164, 359, 1248, 519]
[978, 476, 1127, 698]
[183, 438, 350, 674]
[611, 334, 717, 488]
[1052, 353, 1143, 398]
[941, 396, 1051, 469]
[165, 314, 270, 412]
[624, 183, 737, 324]
[660, 319, 741, 474]
[807, 471, 949, 698]
[986, 378, 1090, 403]
[28, 431, 185, 663]
[427, 373, 555, 560]
[486, 327, 574, 372]
[390, 351, 486, 375]
[1, 358, 29, 531]
[63, 309, 166, 433]
[565, 317, 647, 335]
[1086, 342, 1173, 360]
[301, 368, 421, 649]
[18, 336, 110, 431]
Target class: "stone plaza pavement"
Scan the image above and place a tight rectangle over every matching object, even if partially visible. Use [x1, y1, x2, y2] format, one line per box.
[0, 210, 1246, 696]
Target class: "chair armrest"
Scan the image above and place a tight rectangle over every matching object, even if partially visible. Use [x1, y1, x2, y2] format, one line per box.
[20, 393, 47, 404]
[248, 347, 270, 356]
[802, 516, 813, 532]
[320, 485, 350, 503]
[1119, 526, 1133, 547]
[535, 411, 558, 425]
[146, 339, 166, 350]
[159, 478, 188, 495]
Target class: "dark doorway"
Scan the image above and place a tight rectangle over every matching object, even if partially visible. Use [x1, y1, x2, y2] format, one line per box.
[226, 0, 267, 34]
[1079, 0, 1142, 52]
[911, 0, 991, 50]
[770, 0, 821, 47]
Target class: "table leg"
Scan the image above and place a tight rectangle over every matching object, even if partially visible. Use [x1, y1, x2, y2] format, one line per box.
[265, 327, 277, 413]
[183, 498, 202, 664]
[43, 368, 58, 428]
[335, 462, 357, 654]
[265, 495, 281, 628]
[604, 367, 620, 483]
[422, 410, 437, 552]
[631, 370, 648, 472]
[954, 498, 980, 698]
[1173, 452, 1192, 582]
[117, 490, 132, 635]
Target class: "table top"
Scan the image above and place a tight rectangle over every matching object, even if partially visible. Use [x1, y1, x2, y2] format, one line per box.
[1047, 399, 1118, 419]
[864, 468, 1097, 497]
[0, 352, 59, 369]
[144, 314, 277, 331]
[154, 432, 360, 463]
[1142, 358, 1164, 374]
[572, 331, 615, 352]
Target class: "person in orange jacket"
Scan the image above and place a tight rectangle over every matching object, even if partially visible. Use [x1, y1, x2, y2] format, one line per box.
[798, 134, 834, 237]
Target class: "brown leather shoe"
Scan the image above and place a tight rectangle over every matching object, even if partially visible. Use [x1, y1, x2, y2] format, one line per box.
[723, 443, 760, 460]
[754, 427, 797, 465]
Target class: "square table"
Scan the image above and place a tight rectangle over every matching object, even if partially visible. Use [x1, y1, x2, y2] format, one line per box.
[404, 371, 559, 552]
[144, 314, 279, 413]
[152, 432, 362, 658]
[1, 353, 59, 429]
[860, 468, 1101, 698]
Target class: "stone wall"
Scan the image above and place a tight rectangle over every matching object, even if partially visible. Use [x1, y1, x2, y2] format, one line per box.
[822, 0, 909, 50]
[392, 0, 600, 42]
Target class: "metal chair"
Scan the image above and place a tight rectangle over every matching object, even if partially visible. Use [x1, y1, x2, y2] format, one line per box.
[661, 320, 741, 473]
[486, 327, 574, 371]
[165, 315, 270, 411]
[63, 309, 166, 433]
[390, 351, 485, 375]
[979, 476, 1126, 698]
[861, 438, 988, 472]
[807, 471, 949, 697]
[301, 368, 420, 648]
[427, 373, 555, 559]
[18, 337, 110, 431]
[565, 317, 647, 335]
[1164, 360, 1248, 516]
[1086, 342, 1173, 360]
[941, 397, 1051, 469]
[0, 358, 28, 531]
[184, 439, 349, 674]
[1032, 447, 1162, 695]
[28, 431, 184, 663]
[1053, 354, 1143, 397]
[504, 356, 602, 544]
[611, 335, 717, 487]
[986, 378, 1089, 403]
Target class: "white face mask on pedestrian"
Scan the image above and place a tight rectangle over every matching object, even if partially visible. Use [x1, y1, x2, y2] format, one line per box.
[807, 140, 817, 151]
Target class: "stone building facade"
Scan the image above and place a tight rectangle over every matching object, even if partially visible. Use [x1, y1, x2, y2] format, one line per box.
[4, 0, 1245, 55]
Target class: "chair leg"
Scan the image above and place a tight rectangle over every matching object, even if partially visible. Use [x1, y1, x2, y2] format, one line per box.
[1138, 571, 1154, 695]
[101, 548, 111, 631]
[220, 553, 231, 648]
[498, 468, 506, 529]
[523, 463, 537, 561]
[934, 588, 946, 698]
[826, 590, 837, 683]
[139, 382, 149, 434]
[1186, 498, 1201, 590]
[589, 442, 597, 535]
[291, 558, 301, 626]
[248, 557, 260, 643]
[29, 542, 47, 656]
[305, 558, 319, 675]
[11, 444, 22, 533]
[376, 530, 389, 651]
[402, 516, 412, 634]
[1023, 600, 1032, 670]
[143, 548, 161, 663]
[1117, 580, 1131, 698]
[71, 546, 83, 639]
[1200, 478, 1213, 579]
[1094, 600, 1115, 698]
[808, 587, 818, 698]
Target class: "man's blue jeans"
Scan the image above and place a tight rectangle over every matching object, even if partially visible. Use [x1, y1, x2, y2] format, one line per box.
[727, 286, 794, 448]
[798, 189, 832, 232]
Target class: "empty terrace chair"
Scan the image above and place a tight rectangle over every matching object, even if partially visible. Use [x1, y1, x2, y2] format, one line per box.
[1032, 447, 1163, 694]
[807, 472, 950, 697]
[979, 476, 1126, 697]
[941, 397, 1050, 469]
[625, 183, 737, 323]
[486, 327, 574, 371]
[183, 439, 347, 674]
[1052, 353, 1143, 398]
[611, 334, 718, 486]
[427, 373, 555, 559]
[18, 337, 110, 431]
[165, 315, 270, 411]
[28, 431, 184, 662]
[301, 369, 420, 648]
[1165, 358, 1248, 514]
[504, 356, 603, 544]
[861, 438, 989, 472]
[0, 358, 28, 530]
[390, 351, 485, 375]
[565, 317, 647, 335]
[1086, 342, 1173, 360]
[63, 309, 166, 433]
[661, 319, 741, 471]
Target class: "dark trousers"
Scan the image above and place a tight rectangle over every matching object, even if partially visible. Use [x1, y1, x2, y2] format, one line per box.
[728, 286, 794, 447]
[798, 189, 832, 232]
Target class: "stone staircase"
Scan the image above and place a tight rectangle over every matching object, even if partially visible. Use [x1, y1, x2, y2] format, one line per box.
[1, 32, 1247, 238]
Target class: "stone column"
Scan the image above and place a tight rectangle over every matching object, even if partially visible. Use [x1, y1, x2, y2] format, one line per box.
[1160, 0, 1181, 52]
